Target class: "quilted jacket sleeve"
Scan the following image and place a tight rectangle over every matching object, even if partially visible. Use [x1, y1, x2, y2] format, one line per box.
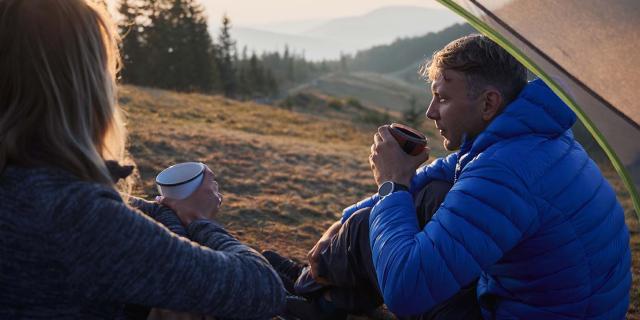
[369, 159, 538, 316]
[409, 152, 458, 192]
[341, 153, 459, 223]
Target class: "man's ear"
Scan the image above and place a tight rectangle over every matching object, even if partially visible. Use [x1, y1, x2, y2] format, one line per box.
[481, 89, 503, 122]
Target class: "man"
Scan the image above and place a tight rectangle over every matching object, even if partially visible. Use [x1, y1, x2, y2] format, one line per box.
[268, 34, 631, 319]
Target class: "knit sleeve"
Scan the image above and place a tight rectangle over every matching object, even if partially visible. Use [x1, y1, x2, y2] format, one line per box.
[51, 184, 285, 319]
[127, 196, 187, 237]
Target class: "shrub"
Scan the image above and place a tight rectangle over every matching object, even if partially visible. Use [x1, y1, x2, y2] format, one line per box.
[359, 108, 391, 126]
[328, 99, 343, 110]
[346, 97, 363, 109]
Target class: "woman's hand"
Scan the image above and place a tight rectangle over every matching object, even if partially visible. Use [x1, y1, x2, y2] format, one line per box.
[156, 166, 223, 226]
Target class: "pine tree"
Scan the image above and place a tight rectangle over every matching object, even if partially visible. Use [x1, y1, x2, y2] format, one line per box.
[235, 48, 249, 98]
[339, 52, 349, 74]
[143, 0, 172, 88]
[182, 0, 217, 91]
[117, 0, 144, 84]
[217, 14, 237, 98]
[265, 69, 278, 97]
[320, 60, 329, 72]
[248, 52, 265, 97]
[283, 45, 294, 81]
[133, 0, 216, 92]
[241, 46, 248, 62]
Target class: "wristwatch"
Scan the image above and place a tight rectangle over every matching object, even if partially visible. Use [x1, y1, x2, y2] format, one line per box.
[378, 181, 409, 197]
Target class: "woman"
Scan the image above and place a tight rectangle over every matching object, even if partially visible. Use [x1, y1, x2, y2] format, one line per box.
[0, 0, 285, 318]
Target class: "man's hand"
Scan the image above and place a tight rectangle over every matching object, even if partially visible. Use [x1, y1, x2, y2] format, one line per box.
[157, 166, 223, 226]
[306, 220, 342, 285]
[370, 125, 430, 187]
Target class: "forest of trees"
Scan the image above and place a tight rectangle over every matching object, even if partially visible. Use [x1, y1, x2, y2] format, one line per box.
[117, 0, 330, 99]
[116, 0, 475, 116]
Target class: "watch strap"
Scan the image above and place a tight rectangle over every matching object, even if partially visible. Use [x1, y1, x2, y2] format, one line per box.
[378, 181, 409, 197]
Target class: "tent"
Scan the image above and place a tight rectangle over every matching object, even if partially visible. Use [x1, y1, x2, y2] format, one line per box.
[436, 0, 640, 223]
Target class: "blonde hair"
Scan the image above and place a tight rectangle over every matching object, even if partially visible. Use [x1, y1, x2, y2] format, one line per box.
[0, 0, 126, 185]
[420, 34, 527, 103]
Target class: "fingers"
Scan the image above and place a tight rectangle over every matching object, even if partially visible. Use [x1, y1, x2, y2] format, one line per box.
[155, 195, 176, 211]
[374, 132, 382, 145]
[306, 246, 318, 277]
[306, 244, 314, 258]
[373, 125, 389, 145]
[307, 239, 332, 285]
[204, 165, 215, 177]
[378, 125, 393, 140]
[202, 166, 215, 186]
[198, 166, 220, 196]
[309, 263, 319, 281]
[415, 146, 431, 164]
[216, 192, 224, 207]
[308, 248, 323, 280]
[369, 148, 376, 170]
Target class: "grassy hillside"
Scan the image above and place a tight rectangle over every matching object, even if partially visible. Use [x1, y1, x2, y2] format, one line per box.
[119, 85, 638, 319]
[122, 85, 445, 261]
[290, 71, 429, 112]
[286, 24, 478, 113]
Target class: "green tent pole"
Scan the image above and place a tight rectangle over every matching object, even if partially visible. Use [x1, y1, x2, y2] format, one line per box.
[437, 0, 640, 225]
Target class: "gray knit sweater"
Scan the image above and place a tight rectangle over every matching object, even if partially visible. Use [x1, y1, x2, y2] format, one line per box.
[0, 166, 285, 319]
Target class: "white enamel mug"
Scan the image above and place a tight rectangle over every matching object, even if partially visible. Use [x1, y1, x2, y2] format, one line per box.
[155, 162, 205, 200]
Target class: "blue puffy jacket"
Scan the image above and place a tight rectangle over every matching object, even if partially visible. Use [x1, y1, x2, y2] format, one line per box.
[342, 79, 631, 319]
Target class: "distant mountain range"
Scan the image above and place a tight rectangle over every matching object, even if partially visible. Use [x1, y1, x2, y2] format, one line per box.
[289, 23, 476, 112]
[348, 23, 476, 83]
[229, 27, 340, 60]
[224, 6, 462, 61]
[302, 6, 463, 48]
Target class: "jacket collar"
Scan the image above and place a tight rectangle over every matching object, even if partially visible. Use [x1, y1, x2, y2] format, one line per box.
[454, 79, 577, 180]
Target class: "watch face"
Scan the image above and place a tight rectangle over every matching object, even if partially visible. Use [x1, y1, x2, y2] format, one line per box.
[378, 181, 394, 196]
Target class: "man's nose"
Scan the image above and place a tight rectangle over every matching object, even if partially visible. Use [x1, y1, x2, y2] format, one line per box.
[426, 100, 438, 120]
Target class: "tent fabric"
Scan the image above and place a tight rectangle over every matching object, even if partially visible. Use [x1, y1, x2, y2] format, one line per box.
[437, 0, 640, 220]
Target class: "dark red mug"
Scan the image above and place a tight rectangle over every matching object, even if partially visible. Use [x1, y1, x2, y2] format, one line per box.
[388, 123, 428, 156]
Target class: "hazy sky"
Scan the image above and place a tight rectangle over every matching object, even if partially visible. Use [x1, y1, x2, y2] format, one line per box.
[107, 0, 447, 27]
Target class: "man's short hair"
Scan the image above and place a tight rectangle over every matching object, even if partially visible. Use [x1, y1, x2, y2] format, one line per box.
[421, 34, 528, 104]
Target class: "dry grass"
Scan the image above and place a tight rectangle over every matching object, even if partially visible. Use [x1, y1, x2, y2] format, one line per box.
[601, 166, 640, 319]
[122, 85, 387, 260]
[119, 85, 639, 319]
